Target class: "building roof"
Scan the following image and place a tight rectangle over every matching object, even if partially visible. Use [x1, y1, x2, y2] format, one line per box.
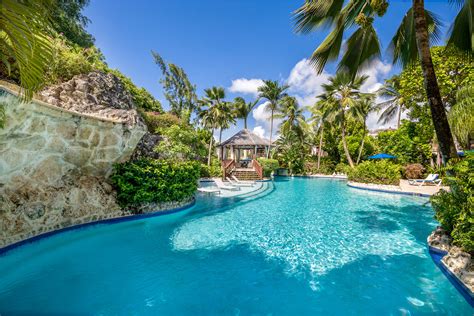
[219, 129, 272, 147]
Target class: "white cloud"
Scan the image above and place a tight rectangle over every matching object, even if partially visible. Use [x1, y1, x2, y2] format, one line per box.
[252, 101, 271, 122]
[252, 126, 265, 138]
[228, 78, 264, 96]
[286, 59, 331, 107]
[360, 59, 392, 93]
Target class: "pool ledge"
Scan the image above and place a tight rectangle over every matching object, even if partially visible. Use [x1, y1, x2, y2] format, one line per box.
[347, 181, 432, 197]
[0, 198, 196, 256]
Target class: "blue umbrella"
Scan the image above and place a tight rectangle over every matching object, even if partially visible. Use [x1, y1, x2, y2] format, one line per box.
[368, 153, 397, 159]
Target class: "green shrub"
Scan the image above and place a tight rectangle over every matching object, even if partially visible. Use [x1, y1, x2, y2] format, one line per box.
[143, 112, 183, 133]
[257, 158, 280, 177]
[335, 163, 351, 175]
[431, 153, 474, 252]
[45, 36, 106, 84]
[111, 159, 200, 212]
[200, 158, 222, 178]
[348, 160, 401, 185]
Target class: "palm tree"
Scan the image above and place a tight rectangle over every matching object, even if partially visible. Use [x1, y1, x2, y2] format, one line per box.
[197, 105, 217, 166]
[258, 80, 289, 158]
[199, 87, 235, 159]
[351, 95, 376, 164]
[375, 76, 408, 129]
[448, 84, 474, 149]
[318, 72, 368, 168]
[293, 0, 468, 162]
[1, 0, 53, 99]
[308, 106, 326, 171]
[276, 96, 306, 138]
[232, 97, 259, 129]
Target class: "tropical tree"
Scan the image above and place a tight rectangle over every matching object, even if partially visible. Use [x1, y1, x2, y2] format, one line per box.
[152, 51, 197, 121]
[199, 87, 235, 161]
[197, 105, 217, 166]
[232, 97, 259, 129]
[276, 96, 306, 138]
[449, 84, 474, 149]
[293, 0, 472, 163]
[258, 80, 289, 157]
[1, 0, 54, 99]
[317, 72, 368, 168]
[375, 76, 409, 129]
[308, 105, 326, 171]
[352, 95, 376, 164]
[273, 130, 308, 174]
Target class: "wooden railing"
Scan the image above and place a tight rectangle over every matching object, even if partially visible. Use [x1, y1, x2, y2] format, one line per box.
[252, 159, 263, 180]
[221, 159, 235, 179]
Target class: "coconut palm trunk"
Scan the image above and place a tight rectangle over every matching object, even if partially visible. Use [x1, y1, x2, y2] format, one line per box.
[207, 128, 214, 166]
[356, 126, 366, 165]
[341, 118, 355, 168]
[397, 105, 402, 129]
[413, 0, 458, 163]
[317, 127, 324, 170]
[267, 109, 274, 158]
[244, 117, 247, 129]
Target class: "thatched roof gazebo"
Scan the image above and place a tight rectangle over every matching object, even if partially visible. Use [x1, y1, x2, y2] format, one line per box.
[217, 129, 272, 165]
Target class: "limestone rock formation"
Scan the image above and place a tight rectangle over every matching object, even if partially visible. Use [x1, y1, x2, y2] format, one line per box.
[428, 226, 474, 295]
[39, 71, 142, 126]
[427, 226, 452, 252]
[0, 76, 147, 247]
[442, 247, 474, 293]
[130, 132, 162, 160]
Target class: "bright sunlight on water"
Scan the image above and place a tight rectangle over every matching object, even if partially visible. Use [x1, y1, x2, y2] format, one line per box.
[0, 178, 471, 315]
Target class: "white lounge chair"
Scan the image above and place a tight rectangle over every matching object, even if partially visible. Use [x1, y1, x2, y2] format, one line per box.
[231, 175, 255, 185]
[408, 174, 442, 186]
[214, 178, 240, 191]
[197, 187, 221, 195]
[226, 177, 253, 187]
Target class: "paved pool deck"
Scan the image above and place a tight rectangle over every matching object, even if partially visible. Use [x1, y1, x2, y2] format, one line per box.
[348, 179, 449, 197]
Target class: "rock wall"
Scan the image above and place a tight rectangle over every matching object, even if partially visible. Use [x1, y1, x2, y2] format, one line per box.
[0, 74, 147, 247]
[428, 227, 474, 295]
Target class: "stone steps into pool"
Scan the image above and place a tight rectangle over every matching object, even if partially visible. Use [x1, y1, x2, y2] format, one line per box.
[232, 169, 261, 181]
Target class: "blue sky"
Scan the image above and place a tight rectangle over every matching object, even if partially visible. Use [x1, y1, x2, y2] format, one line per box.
[85, 0, 459, 139]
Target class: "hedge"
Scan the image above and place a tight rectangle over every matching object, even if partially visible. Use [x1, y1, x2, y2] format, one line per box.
[257, 158, 280, 177]
[111, 159, 200, 210]
[347, 160, 401, 185]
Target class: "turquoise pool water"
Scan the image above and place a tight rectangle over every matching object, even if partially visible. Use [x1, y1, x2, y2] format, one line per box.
[0, 178, 472, 315]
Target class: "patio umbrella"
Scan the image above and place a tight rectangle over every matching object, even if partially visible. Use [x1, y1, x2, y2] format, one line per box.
[368, 153, 397, 159]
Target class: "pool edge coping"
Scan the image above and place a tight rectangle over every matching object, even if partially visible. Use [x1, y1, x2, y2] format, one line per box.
[347, 182, 432, 197]
[0, 198, 196, 257]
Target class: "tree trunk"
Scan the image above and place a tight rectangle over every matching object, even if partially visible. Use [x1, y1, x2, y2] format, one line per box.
[267, 109, 274, 158]
[356, 124, 366, 164]
[397, 105, 402, 129]
[413, 0, 458, 164]
[317, 127, 324, 170]
[341, 119, 355, 168]
[244, 117, 247, 129]
[207, 128, 214, 166]
[219, 128, 223, 144]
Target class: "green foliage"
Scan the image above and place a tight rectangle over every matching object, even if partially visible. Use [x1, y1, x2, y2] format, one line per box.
[111, 159, 200, 211]
[348, 160, 401, 185]
[376, 121, 432, 165]
[448, 84, 474, 149]
[1, 0, 54, 99]
[50, 0, 95, 48]
[398, 46, 474, 108]
[154, 124, 209, 161]
[143, 112, 183, 133]
[273, 131, 307, 174]
[257, 158, 280, 177]
[200, 158, 222, 178]
[108, 69, 162, 112]
[0, 102, 5, 128]
[45, 36, 106, 84]
[431, 153, 474, 252]
[152, 51, 197, 120]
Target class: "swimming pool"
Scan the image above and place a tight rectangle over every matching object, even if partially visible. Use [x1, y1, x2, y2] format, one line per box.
[0, 178, 472, 314]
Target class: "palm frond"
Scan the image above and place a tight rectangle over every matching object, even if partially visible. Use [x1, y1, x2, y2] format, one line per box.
[447, 0, 473, 53]
[389, 8, 443, 67]
[1, 0, 54, 100]
[293, 0, 345, 33]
